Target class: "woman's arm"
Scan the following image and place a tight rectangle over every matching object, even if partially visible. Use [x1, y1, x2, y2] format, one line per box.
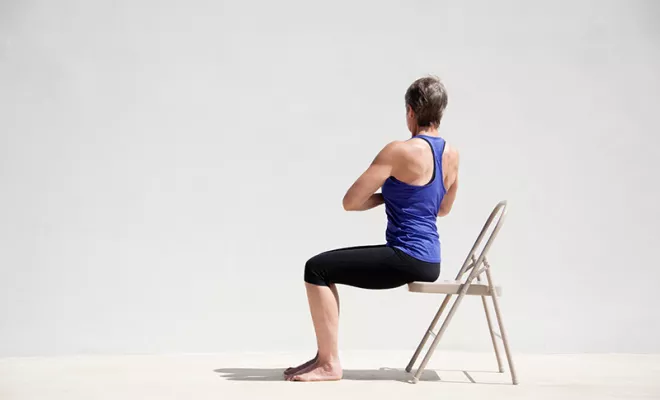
[438, 177, 458, 217]
[347, 193, 384, 211]
[342, 142, 401, 211]
[438, 148, 459, 217]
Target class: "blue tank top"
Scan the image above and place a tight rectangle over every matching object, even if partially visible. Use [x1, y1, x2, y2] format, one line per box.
[382, 135, 446, 263]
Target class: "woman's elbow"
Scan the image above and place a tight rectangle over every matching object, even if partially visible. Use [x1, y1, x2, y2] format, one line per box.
[343, 197, 357, 211]
[343, 194, 363, 211]
[437, 205, 452, 217]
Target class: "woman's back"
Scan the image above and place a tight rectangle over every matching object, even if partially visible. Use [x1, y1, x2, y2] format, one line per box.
[382, 134, 453, 263]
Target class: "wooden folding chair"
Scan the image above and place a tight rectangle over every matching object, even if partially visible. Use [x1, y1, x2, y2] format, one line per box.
[405, 201, 518, 384]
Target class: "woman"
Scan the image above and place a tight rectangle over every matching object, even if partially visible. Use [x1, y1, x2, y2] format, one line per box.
[285, 76, 460, 382]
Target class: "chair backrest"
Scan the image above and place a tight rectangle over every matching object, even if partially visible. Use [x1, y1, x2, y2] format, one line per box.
[454, 201, 508, 284]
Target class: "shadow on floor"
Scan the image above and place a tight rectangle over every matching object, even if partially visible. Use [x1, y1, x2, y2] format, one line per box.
[214, 367, 439, 383]
[214, 367, 513, 385]
[215, 367, 443, 383]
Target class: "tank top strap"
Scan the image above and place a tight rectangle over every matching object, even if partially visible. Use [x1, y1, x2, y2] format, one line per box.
[416, 135, 446, 192]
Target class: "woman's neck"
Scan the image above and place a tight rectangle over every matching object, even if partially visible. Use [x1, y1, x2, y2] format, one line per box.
[413, 127, 439, 137]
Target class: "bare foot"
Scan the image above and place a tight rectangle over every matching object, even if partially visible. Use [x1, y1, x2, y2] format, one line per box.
[285, 360, 317, 381]
[283, 354, 318, 376]
[290, 360, 343, 382]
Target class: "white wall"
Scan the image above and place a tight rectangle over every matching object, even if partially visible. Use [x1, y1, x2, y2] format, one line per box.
[1, 0, 659, 357]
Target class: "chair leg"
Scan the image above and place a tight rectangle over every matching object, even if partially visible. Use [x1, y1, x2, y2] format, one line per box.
[412, 293, 466, 383]
[481, 296, 505, 372]
[487, 271, 518, 385]
[478, 276, 504, 373]
[405, 294, 452, 373]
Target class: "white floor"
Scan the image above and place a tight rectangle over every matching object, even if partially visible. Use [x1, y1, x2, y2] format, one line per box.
[1, 351, 659, 400]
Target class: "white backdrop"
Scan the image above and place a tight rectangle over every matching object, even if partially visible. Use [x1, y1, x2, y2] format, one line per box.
[1, 0, 659, 357]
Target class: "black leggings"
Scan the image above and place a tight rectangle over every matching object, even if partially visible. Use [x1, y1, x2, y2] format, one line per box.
[304, 244, 440, 289]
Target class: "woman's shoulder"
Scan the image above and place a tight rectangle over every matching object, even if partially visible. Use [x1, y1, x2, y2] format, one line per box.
[387, 139, 426, 166]
[442, 142, 459, 166]
[379, 138, 456, 170]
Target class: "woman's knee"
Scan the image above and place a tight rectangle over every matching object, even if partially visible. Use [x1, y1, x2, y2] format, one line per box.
[304, 254, 329, 286]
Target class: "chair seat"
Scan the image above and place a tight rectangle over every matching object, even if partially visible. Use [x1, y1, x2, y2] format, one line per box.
[408, 280, 502, 296]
